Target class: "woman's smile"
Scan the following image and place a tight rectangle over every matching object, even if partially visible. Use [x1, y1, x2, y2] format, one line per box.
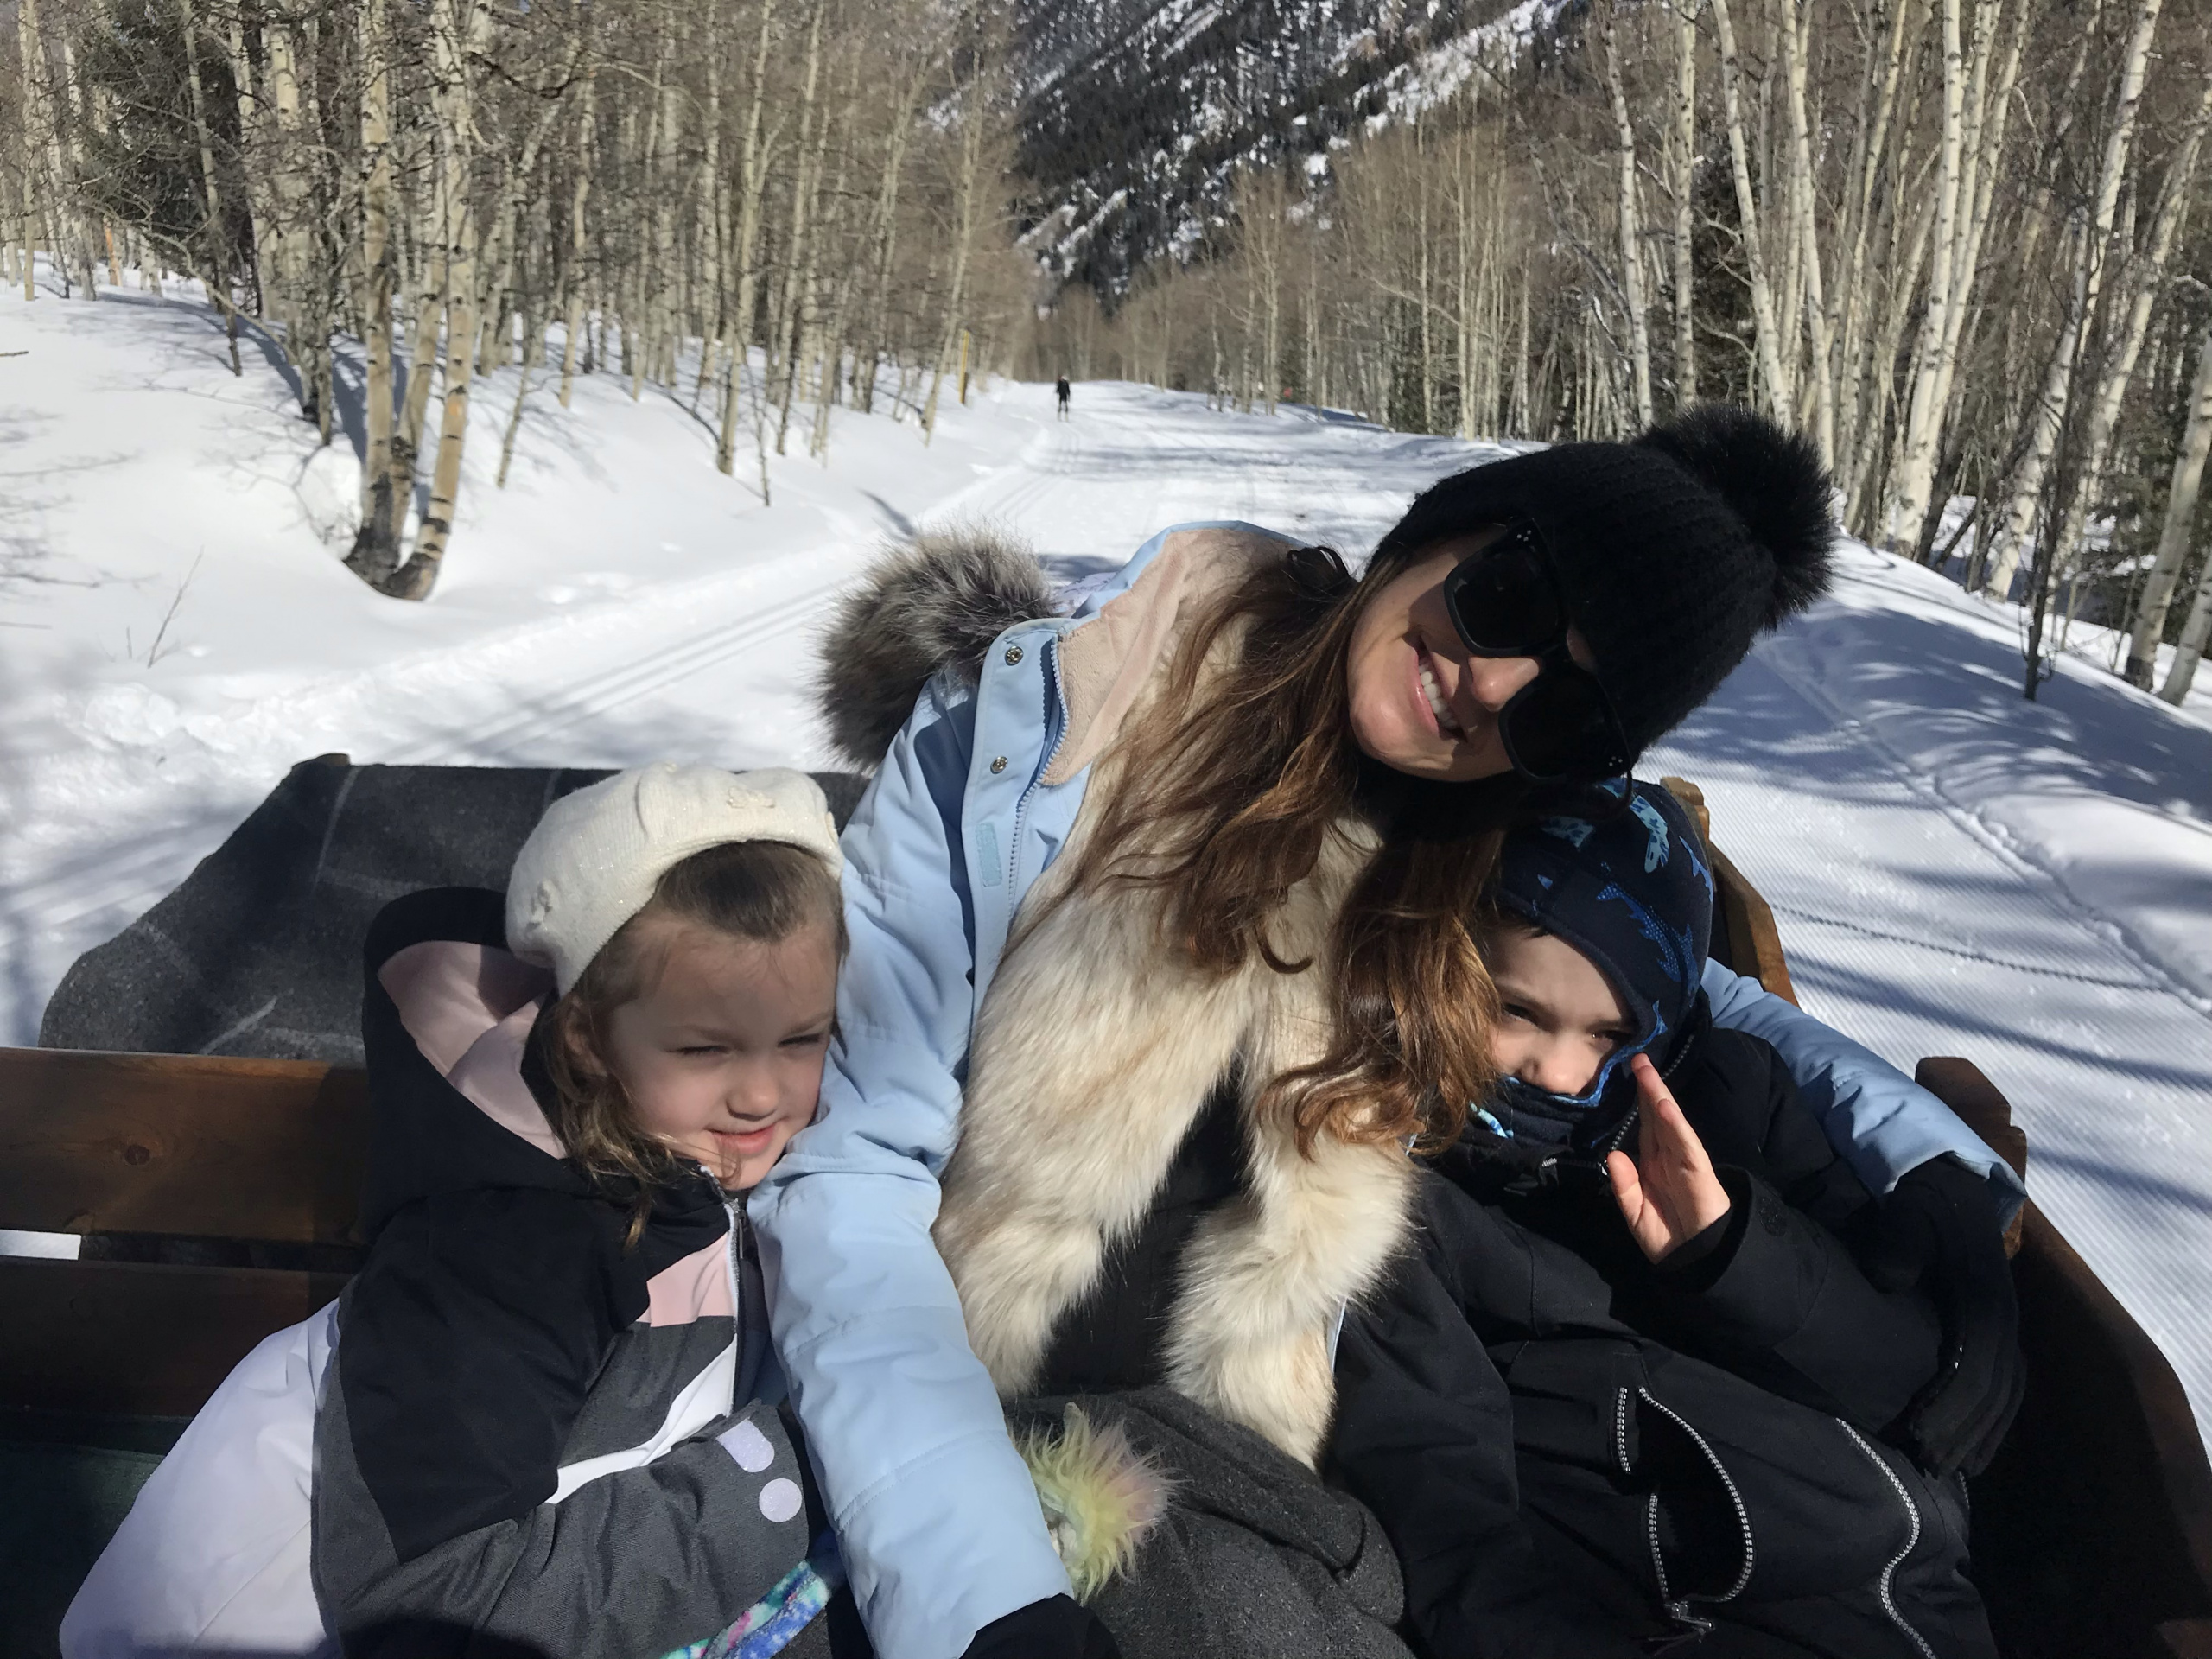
[1413, 636, 1468, 740]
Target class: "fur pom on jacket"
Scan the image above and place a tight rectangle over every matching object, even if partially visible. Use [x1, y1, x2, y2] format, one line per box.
[815, 526, 1058, 769]
[815, 530, 1414, 1468]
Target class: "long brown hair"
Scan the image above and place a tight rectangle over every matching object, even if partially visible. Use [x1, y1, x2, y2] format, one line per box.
[1062, 541, 1529, 1154]
[540, 839, 846, 1240]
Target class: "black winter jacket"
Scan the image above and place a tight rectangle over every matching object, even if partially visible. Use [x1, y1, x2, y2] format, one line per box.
[1331, 1020, 1998, 1659]
[312, 888, 845, 1659]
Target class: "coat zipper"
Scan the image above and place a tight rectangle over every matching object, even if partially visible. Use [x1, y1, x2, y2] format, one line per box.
[1837, 1421, 1941, 1659]
[1619, 1385, 1756, 1634]
[1005, 631, 1070, 892]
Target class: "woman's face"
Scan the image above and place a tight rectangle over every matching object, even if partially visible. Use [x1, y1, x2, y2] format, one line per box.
[1347, 529, 1595, 782]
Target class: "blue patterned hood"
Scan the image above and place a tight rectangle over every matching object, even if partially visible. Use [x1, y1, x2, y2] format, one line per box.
[1487, 778, 1715, 1136]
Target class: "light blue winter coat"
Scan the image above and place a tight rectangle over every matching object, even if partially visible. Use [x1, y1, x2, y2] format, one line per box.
[748, 521, 2025, 1659]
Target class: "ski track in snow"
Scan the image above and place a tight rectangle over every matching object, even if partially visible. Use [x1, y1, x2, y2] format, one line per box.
[5, 280, 2212, 1439]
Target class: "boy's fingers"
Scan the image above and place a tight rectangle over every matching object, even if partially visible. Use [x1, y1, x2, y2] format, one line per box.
[1605, 1149, 1643, 1215]
[1632, 1053, 1710, 1173]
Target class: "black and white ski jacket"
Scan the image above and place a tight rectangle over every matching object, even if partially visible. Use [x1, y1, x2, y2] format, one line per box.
[310, 887, 823, 1658]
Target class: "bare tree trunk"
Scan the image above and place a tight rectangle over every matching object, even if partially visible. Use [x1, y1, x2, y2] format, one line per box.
[1777, 0, 1834, 463]
[2158, 550, 2212, 704]
[1985, 0, 2164, 601]
[559, 60, 599, 409]
[1707, 0, 1788, 414]
[2126, 323, 2212, 686]
[1669, 0, 1699, 409]
[923, 49, 987, 444]
[175, 0, 241, 374]
[1603, 13, 1654, 429]
[717, 0, 782, 477]
[346, 0, 401, 584]
[382, 0, 491, 601]
[1885, 0, 1973, 553]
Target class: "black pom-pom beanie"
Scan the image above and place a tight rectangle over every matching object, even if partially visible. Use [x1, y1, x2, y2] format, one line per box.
[1373, 404, 1837, 758]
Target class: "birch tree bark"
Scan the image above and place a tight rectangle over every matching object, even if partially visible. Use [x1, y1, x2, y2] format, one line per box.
[559, 58, 599, 409]
[1884, 0, 1968, 549]
[716, 0, 782, 477]
[1777, 0, 1833, 462]
[1983, 0, 2164, 601]
[2128, 321, 2212, 687]
[381, 0, 491, 601]
[346, 0, 400, 583]
[2158, 553, 2212, 703]
[1707, 0, 1788, 414]
[1603, 12, 1654, 429]
[1669, 0, 1699, 407]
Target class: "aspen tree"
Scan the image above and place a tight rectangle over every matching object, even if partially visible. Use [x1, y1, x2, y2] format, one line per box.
[716, 0, 782, 477]
[382, 0, 493, 601]
[558, 55, 599, 410]
[1602, 10, 1653, 429]
[2158, 550, 2212, 703]
[1707, 0, 1788, 413]
[174, 0, 240, 372]
[2041, 73, 2212, 616]
[1669, 0, 1698, 407]
[1986, 0, 2164, 603]
[1777, 0, 1832, 463]
[347, 0, 400, 584]
[2128, 321, 2212, 687]
[923, 32, 990, 444]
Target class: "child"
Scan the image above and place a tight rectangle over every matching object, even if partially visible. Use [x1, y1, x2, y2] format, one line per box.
[1330, 779, 2018, 1659]
[312, 762, 853, 1657]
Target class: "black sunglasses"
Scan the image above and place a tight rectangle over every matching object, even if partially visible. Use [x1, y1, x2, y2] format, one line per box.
[1438, 523, 1632, 784]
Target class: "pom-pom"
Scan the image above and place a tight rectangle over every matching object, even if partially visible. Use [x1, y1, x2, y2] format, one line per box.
[1638, 404, 1836, 627]
[1016, 1403, 1172, 1602]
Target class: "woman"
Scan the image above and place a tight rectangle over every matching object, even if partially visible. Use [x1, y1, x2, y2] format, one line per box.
[757, 406, 2022, 1659]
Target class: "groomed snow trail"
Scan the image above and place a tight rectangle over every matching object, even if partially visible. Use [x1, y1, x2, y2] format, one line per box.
[5, 285, 2210, 1438]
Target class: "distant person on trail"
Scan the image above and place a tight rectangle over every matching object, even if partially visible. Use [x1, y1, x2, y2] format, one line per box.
[1332, 779, 2016, 1659]
[65, 765, 869, 1659]
[763, 404, 2025, 1659]
[1056, 375, 1071, 418]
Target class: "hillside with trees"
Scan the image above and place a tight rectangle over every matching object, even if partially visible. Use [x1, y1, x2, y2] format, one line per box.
[3, 0, 2208, 703]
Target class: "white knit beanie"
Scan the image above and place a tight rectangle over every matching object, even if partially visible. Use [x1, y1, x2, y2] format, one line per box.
[505, 763, 844, 995]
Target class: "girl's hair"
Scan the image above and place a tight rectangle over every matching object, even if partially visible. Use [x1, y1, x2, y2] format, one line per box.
[1062, 540, 1530, 1154]
[541, 839, 846, 1236]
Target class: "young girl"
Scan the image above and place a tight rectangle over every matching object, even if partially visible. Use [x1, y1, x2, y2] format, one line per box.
[310, 762, 852, 1656]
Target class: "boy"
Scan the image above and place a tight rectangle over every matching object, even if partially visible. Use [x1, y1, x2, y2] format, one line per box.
[1331, 780, 2019, 1659]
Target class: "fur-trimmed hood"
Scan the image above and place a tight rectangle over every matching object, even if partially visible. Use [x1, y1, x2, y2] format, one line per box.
[814, 528, 1058, 768]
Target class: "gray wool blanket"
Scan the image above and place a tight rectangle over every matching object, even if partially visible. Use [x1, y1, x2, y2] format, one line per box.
[1009, 1389, 1414, 1659]
[39, 758, 868, 1061]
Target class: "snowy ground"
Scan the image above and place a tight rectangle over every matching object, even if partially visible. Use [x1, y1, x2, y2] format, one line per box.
[5, 270, 2212, 1436]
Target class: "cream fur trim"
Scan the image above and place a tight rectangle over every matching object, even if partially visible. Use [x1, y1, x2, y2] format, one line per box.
[936, 625, 1413, 1465]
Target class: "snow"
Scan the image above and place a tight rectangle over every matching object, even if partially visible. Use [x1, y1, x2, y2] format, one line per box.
[5, 269, 2212, 1440]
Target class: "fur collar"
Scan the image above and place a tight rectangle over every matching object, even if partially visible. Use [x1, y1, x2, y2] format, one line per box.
[814, 529, 1057, 768]
[931, 626, 1414, 1467]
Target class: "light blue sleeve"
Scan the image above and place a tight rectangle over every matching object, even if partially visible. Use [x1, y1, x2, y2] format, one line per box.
[748, 681, 1068, 1659]
[1702, 961, 2027, 1222]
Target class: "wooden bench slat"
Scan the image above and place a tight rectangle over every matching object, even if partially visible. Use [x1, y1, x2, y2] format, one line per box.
[0, 1049, 367, 1245]
[0, 1256, 347, 1417]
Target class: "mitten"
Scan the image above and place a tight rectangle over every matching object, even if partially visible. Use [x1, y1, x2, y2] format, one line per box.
[1862, 1155, 2024, 1477]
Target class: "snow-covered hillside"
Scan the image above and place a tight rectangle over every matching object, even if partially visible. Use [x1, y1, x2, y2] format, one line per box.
[5, 272, 2212, 1438]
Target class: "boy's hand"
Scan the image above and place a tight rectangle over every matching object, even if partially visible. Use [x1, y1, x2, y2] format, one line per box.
[1607, 1053, 1732, 1263]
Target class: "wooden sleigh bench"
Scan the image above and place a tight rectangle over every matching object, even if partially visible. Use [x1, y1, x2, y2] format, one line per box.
[3, 768, 2209, 1658]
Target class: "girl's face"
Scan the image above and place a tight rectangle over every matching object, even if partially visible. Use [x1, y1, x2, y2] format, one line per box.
[1344, 530, 1599, 782]
[601, 916, 839, 1192]
[1484, 924, 1634, 1097]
